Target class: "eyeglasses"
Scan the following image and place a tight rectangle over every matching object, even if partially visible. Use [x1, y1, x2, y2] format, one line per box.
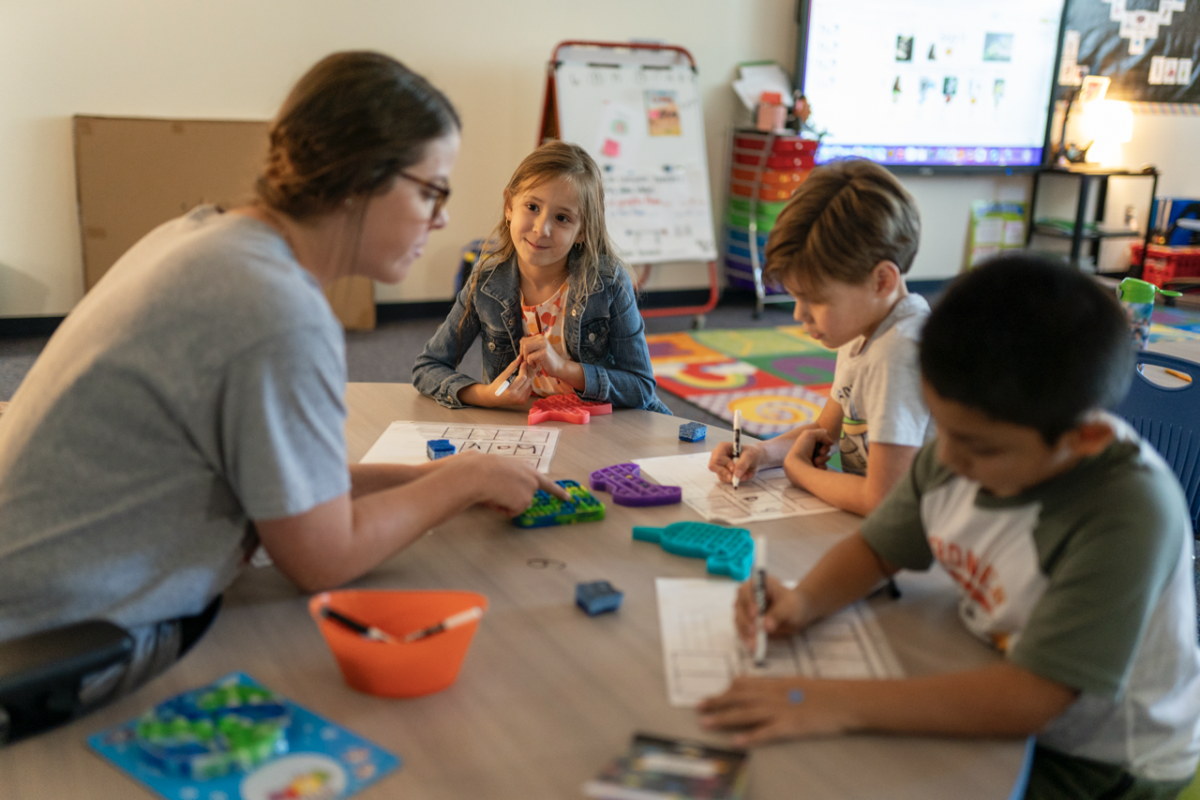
[398, 171, 451, 221]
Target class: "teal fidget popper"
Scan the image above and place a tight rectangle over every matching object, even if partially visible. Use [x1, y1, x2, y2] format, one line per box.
[632, 521, 755, 580]
[512, 480, 606, 528]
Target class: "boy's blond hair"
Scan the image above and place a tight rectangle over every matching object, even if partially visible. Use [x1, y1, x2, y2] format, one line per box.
[763, 159, 920, 292]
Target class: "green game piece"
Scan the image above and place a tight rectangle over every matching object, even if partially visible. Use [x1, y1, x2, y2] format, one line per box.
[513, 480, 606, 528]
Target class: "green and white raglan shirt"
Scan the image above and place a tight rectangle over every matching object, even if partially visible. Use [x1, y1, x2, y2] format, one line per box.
[829, 294, 934, 476]
[860, 419, 1200, 781]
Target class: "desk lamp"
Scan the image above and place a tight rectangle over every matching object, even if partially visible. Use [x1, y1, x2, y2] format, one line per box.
[1081, 100, 1134, 168]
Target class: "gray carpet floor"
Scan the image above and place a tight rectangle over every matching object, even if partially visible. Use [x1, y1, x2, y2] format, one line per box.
[0, 297, 802, 432]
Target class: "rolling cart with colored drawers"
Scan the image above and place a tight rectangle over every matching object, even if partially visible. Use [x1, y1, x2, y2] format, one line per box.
[723, 130, 817, 317]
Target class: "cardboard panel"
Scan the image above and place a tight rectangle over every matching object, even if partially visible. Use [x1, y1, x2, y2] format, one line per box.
[73, 115, 375, 329]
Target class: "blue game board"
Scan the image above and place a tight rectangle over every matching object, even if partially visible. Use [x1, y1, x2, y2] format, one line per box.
[89, 673, 399, 800]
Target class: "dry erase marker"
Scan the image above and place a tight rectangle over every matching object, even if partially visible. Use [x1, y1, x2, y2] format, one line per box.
[752, 535, 768, 667]
[495, 357, 524, 396]
[731, 410, 743, 490]
[405, 606, 484, 642]
[319, 606, 395, 643]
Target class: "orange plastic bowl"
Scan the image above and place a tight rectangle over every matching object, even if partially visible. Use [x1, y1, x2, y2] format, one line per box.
[308, 590, 487, 698]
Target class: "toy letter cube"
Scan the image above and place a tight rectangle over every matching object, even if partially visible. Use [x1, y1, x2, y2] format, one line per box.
[679, 422, 707, 442]
[576, 581, 624, 616]
[426, 439, 456, 460]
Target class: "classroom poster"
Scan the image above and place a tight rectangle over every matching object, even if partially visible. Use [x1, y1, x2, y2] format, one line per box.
[968, 201, 1027, 267]
[1059, 0, 1200, 102]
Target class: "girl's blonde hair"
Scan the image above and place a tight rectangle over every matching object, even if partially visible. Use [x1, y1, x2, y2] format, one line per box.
[454, 141, 631, 365]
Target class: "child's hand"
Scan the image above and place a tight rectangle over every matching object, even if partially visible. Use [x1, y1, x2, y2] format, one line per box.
[709, 442, 765, 484]
[787, 428, 834, 471]
[520, 332, 567, 380]
[441, 451, 569, 516]
[483, 356, 533, 407]
[733, 574, 807, 648]
[697, 677, 855, 745]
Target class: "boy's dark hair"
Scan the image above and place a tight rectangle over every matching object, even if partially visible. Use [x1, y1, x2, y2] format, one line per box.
[921, 252, 1135, 444]
[763, 158, 920, 291]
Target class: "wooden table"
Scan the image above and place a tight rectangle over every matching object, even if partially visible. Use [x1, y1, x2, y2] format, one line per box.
[0, 384, 1027, 799]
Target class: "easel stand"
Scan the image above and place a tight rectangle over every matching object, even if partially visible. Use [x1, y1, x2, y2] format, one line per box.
[539, 40, 721, 327]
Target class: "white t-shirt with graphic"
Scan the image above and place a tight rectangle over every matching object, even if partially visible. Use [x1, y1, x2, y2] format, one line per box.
[829, 293, 934, 475]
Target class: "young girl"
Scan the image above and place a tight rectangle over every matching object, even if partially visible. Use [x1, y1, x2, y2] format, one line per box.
[413, 141, 670, 414]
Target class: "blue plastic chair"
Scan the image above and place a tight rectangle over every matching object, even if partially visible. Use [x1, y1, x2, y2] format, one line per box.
[1114, 351, 1200, 533]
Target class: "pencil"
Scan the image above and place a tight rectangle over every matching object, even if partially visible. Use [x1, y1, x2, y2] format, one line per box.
[1164, 368, 1193, 383]
[405, 606, 484, 642]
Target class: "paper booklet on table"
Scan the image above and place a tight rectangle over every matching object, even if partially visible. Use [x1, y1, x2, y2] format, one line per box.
[656, 578, 903, 708]
[583, 732, 749, 800]
[360, 420, 560, 473]
[634, 452, 837, 525]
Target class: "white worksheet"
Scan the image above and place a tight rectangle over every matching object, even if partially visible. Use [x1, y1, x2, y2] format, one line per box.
[359, 421, 560, 473]
[656, 578, 903, 708]
[634, 452, 837, 525]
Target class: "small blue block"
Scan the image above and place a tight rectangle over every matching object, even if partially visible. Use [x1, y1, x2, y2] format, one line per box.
[426, 439, 456, 460]
[575, 580, 624, 616]
[679, 422, 707, 442]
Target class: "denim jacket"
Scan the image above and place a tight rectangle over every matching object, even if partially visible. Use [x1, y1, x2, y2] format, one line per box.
[413, 252, 671, 414]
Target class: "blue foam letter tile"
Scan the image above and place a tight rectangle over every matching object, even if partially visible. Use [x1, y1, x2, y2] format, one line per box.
[678, 422, 707, 442]
[426, 439, 456, 460]
[632, 521, 754, 580]
[576, 580, 624, 616]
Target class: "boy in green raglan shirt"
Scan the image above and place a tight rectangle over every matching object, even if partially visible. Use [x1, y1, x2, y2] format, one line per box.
[699, 253, 1200, 799]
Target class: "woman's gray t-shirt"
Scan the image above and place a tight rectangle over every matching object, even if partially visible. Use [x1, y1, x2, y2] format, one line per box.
[0, 206, 349, 641]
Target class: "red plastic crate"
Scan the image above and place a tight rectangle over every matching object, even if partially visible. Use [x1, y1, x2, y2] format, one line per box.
[733, 150, 816, 170]
[1131, 242, 1200, 286]
[733, 132, 819, 154]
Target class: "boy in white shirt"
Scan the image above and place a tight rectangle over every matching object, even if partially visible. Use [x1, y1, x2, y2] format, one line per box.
[708, 159, 933, 516]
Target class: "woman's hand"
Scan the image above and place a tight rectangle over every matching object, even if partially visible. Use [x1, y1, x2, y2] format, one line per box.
[439, 451, 569, 516]
[709, 442, 766, 484]
[697, 677, 855, 746]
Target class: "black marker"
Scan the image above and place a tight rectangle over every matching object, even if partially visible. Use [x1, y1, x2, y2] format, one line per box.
[319, 606, 395, 643]
[732, 410, 742, 490]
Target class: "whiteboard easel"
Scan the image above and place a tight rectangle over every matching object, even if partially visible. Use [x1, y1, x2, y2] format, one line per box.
[539, 41, 720, 323]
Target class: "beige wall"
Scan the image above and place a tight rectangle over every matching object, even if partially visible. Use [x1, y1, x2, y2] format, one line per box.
[0, 0, 798, 316]
[1, 2, 1197, 317]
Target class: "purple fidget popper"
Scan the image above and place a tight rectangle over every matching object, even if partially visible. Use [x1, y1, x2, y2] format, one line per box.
[589, 463, 682, 507]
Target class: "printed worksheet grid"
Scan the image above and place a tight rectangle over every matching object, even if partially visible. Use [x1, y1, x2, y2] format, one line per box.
[417, 425, 549, 467]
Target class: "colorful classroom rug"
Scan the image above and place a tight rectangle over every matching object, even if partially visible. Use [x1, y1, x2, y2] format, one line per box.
[648, 305, 1200, 438]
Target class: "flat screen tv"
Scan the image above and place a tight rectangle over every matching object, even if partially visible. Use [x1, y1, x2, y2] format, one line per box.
[796, 0, 1067, 173]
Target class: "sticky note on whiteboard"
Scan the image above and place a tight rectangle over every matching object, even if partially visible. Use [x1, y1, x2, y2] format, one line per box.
[602, 138, 621, 157]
